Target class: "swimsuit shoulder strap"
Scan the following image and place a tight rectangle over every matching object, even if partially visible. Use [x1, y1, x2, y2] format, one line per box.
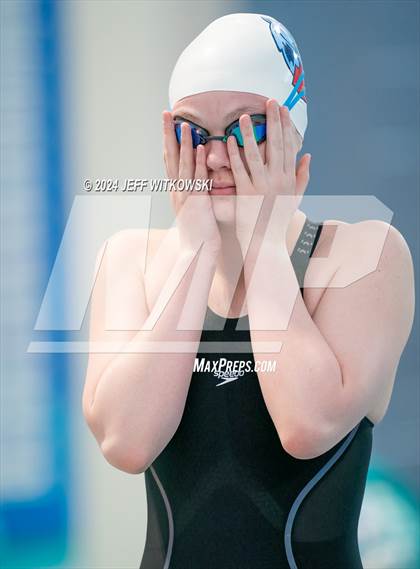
[290, 217, 324, 291]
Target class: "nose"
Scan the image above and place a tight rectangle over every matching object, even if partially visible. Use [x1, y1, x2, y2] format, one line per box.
[205, 139, 231, 172]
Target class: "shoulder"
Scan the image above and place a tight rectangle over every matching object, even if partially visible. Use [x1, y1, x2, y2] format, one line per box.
[317, 219, 415, 328]
[94, 227, 175, 274]
[308, 218, 414, 312]
[345, 219, 410, 253]
[105, 227, 168, 249]
[317, 218, 413, 271]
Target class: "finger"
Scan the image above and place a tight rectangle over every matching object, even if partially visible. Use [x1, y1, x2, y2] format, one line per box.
[179, 122, 195, 181]
[226, 134, 252, 192]
[295, 153, 311, 197]
[183, 144, 208, 216]
[194, 144, 207, 181]
[239, 114, 266, 188]
[281, 106, 296, 176]
[266, 99, 284, 174]
[162, 110, 179, 180]
[192, 144, 210, 199]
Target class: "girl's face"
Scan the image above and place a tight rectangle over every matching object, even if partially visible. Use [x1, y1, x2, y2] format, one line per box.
[170, 91, 302, 227]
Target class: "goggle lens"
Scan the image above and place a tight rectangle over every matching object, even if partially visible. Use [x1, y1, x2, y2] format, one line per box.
[174, 115, 267, 148]
[229, 121, 266, 147]
[174, 123, 206, 147]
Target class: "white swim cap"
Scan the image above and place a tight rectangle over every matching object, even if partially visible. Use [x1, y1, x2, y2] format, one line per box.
[168, 13, 308, 139]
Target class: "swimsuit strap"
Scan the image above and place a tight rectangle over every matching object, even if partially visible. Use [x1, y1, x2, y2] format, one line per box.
[290, 217, 323, 291]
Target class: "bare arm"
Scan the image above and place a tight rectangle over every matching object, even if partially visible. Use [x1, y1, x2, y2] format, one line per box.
[82, 113, 221, 474]
[225, 102, 414, 459]
[82, 229, 218, 474]
[245, 220, 415, 459]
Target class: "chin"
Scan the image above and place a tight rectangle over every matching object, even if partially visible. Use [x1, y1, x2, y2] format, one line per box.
[211, 195, 236, 226]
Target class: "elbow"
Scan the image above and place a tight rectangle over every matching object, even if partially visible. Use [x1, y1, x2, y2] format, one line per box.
[81, 392, 152, 474]
[279, 420, 329, 460]
[100, 435, 151, 474]
[82, 394, 97, 434]
[82, 395, 108, 453]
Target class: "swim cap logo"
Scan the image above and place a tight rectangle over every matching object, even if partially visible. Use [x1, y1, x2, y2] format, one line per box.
[261, 16, 307, 108]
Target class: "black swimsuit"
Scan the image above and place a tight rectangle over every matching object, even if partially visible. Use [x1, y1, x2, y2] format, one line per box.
[140, 218, 374, 569]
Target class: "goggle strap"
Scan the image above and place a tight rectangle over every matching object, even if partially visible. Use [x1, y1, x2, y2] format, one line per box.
[283, 72, 305, 110]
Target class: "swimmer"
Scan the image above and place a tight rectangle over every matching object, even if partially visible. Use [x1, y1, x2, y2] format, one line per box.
[82, 13, 415, 568]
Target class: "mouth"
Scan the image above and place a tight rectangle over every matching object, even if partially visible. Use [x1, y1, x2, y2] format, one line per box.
[209, 185, 236, 196]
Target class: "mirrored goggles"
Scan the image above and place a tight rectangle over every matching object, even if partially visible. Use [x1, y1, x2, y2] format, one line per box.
[174, 114, 267, 149]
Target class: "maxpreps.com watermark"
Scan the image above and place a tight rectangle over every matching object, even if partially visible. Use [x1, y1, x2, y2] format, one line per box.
[194, 357, 277, 387]
[83, 178, 213, 192]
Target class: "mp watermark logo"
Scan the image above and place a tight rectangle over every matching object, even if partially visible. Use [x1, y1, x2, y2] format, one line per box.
[26, 194, 393, 355]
